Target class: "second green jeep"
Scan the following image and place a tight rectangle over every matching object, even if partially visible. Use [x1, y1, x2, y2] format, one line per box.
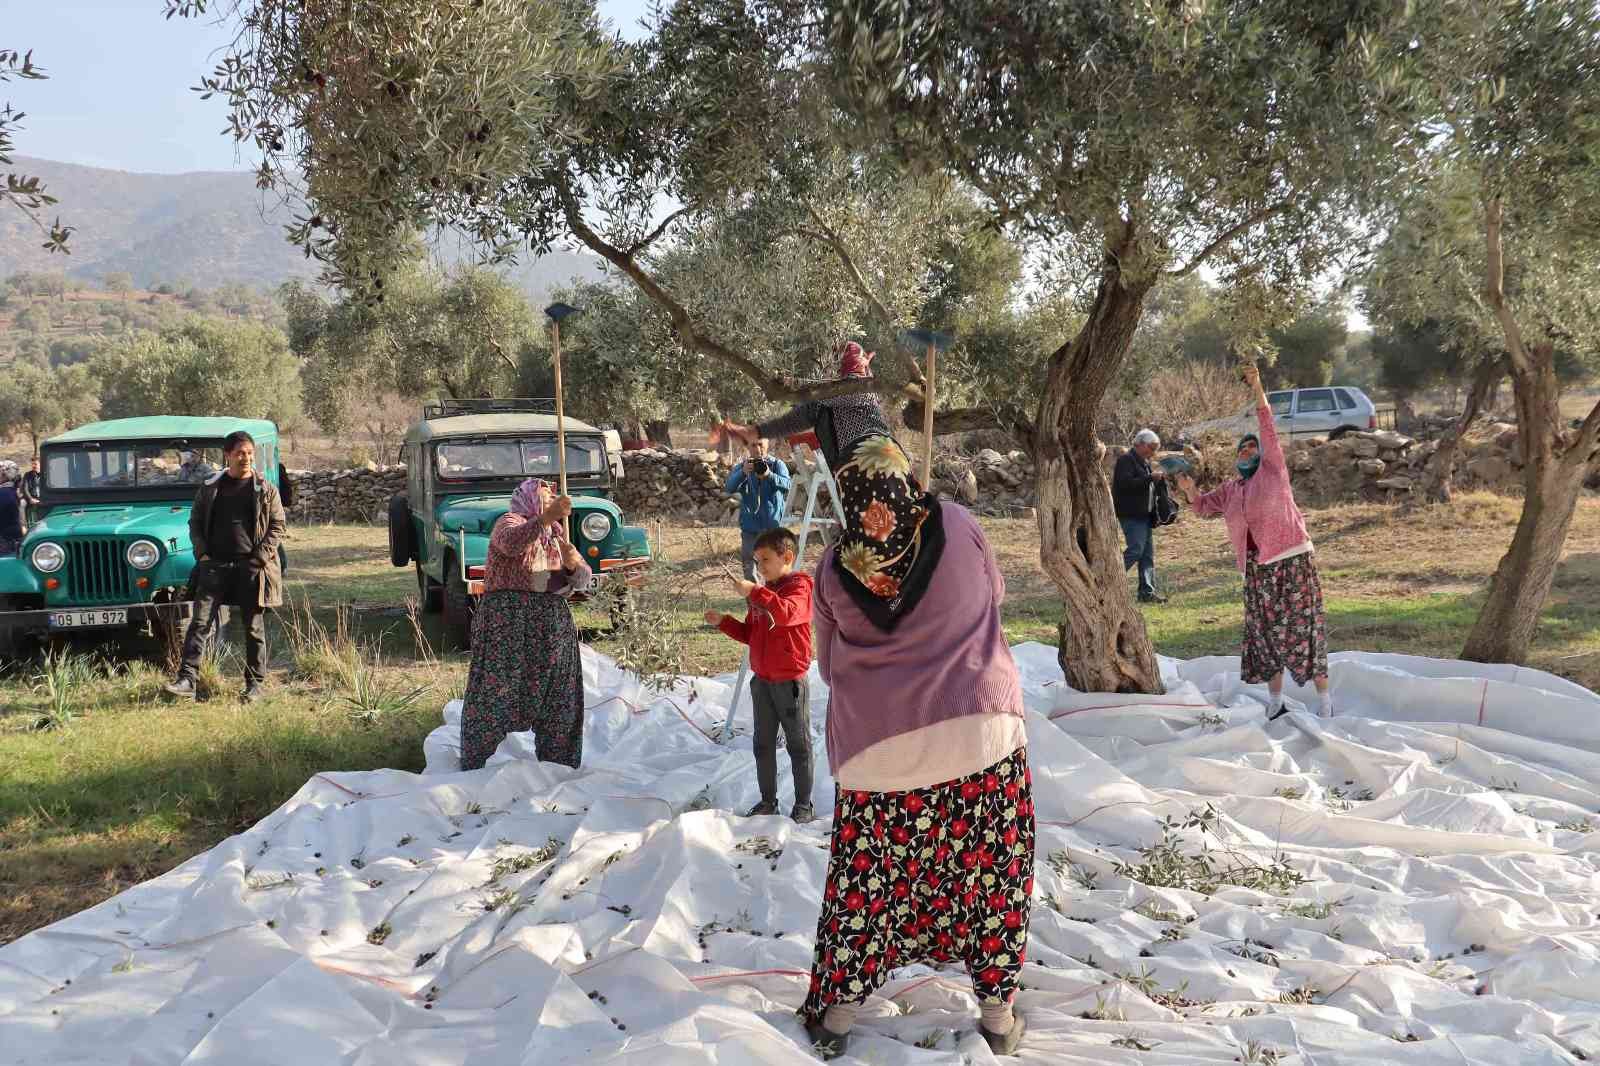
[388, 399, 651, 649]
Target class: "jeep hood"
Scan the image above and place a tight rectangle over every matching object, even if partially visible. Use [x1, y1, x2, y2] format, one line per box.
[436, 494, 619, 534]
[27, 504, 193, 543]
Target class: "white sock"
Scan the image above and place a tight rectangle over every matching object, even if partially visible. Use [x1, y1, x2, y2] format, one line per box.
[822, 1001, 860, 1034]
[980, 1001, 1016, 1034]
[1267, 692, 1284, 714]
[1317, 693, 1333, 717]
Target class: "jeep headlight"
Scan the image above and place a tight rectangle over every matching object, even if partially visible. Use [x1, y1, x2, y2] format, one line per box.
[580, 512, 613, 542]
[32, 542, 65, 573]
[126, 540, 160, 570]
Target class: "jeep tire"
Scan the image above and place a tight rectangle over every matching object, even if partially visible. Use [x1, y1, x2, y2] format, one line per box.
[417, 561, 443, 614]
[387, 494, 415, 568]
[444, 558, 473, 652]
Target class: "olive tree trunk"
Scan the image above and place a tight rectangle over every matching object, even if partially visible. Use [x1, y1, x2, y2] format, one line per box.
[1462, 199, 1600, 664]
[1460, 352, 1593, 664]
[1423, 356, 1503, 504]
[1033, 260, 1163, 694]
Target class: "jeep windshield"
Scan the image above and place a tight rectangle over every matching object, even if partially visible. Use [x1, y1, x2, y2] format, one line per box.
[44, 443, 227, 491]
[435, 437, 606, 482]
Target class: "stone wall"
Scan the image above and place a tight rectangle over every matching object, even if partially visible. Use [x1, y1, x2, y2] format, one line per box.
[286, 465, 409, 524]
[278, 422, 1597, 527]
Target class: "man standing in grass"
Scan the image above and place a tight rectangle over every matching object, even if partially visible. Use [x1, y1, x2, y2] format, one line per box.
[1114, 429, 1168, 604]
[164, 431, 286, 704]
[18, 456, 41, 526]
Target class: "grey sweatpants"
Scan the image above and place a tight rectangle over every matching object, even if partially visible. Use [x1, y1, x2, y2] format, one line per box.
[751, 676, 813, 810]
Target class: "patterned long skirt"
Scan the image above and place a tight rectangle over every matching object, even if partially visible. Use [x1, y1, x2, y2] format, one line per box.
[1241, 549, 1329, 686]
[799, 747, 1035, 1024]
[458, 590, 584, 771]
[831, 434, 946, 631]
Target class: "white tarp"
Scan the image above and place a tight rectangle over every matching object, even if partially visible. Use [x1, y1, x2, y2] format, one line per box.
[3, 643, 1599, 1064]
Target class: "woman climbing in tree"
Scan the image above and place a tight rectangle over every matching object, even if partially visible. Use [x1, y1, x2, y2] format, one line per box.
[719, 342, 943, 632]
[1176, 364, 1332, 719]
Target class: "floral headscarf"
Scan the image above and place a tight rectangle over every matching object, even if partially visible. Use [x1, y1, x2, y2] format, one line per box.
[512, 476, 569, 569]
[839, 341, 875, 379]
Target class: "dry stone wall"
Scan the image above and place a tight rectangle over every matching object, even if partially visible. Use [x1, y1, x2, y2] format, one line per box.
[275, 422, 1597, 527]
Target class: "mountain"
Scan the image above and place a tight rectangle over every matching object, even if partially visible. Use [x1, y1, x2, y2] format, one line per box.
[0, 157, 606, 301]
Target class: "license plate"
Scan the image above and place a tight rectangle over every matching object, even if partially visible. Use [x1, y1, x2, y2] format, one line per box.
[49, 609, 129, 629]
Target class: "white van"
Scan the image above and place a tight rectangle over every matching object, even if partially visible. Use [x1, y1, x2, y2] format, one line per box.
[1180, 386, 1379, 442]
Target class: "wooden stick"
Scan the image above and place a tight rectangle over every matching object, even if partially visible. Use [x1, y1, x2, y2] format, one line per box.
[921, 341, 937, 488]
[552, 320, 568, 497]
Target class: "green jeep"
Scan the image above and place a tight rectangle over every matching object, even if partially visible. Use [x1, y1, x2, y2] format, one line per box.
[388, 399, 651, 649]
[0, 416, 291, 658]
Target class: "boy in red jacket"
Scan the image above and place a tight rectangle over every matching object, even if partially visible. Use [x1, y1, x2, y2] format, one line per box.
[704, 527, 816, 823]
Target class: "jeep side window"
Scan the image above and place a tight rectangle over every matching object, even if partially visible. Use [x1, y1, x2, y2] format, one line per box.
[1268, 391, 1293, 416]
[1335, 388, 1357, 410]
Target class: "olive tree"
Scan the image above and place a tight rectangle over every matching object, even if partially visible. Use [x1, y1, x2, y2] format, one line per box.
[1365, 0, 1600, 665]
[820, 0, 1430, 690]
[0, 360, 99, 451]
[287, 262, 542, 431]
[95, 317, 304, 427]
[165, 0, 1007, 442]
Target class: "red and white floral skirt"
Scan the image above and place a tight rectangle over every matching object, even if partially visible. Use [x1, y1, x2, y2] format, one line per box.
[799, 746, 1035, 1023]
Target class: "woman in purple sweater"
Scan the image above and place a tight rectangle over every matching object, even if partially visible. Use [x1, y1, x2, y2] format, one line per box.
[798, 501, 1031, 1059]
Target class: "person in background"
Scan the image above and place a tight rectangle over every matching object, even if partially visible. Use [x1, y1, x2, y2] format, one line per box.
[725, 437, 792, 581]
[798, 500, 1032, 1060]
[164, 431, 287, 704]
[704, 526, 815, 823]
[1176, 364, 1332, 720]
[1113, 428, 1167, 604]
[19, 456, 42, 525]
[457, 477, 594, 770]
[0, 466, 22, 557]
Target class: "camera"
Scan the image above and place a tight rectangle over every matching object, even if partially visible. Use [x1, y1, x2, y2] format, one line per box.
[749, 458, 769, 476]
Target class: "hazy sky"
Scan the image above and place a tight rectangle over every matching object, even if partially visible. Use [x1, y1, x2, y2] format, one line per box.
[5, 0, 655, 174]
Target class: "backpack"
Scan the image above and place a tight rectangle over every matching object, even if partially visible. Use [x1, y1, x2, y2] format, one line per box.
[1153, 478, 1181, 526]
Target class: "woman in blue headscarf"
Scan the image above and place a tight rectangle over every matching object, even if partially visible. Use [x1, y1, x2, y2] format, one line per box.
[458, 478, 595, 770]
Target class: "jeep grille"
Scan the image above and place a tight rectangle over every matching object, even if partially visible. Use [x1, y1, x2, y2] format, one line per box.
[66, 539, 134, 605]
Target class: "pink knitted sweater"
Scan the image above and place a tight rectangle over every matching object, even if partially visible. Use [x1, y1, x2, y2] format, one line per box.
[1191, 402, 1312, 571]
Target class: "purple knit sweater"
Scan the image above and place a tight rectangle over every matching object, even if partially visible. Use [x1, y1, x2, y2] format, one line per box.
[814, 502, 1024, 774]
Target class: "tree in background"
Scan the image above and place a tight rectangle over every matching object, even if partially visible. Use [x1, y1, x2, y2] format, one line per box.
[1266, 300, 1349, 390]
[0, 360, 99, 451]
[1, 48, 71, 253]
[1365, 0, 1600, 665]
[287, 263, 540, 433]
[95, 317, 304, 429]
[13, 303, 49, 336]
[103, 272, 135, 303]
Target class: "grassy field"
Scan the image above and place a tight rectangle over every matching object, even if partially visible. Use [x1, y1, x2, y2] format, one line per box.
[2, 495, 1598, 945]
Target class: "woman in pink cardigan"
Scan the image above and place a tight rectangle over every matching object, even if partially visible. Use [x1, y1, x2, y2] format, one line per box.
[1176, 366, 1332, 720]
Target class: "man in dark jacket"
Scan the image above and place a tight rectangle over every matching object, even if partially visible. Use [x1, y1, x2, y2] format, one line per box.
[1113, 428, 1167, 604]
[164, 430, 287, 704]
[19, 456, 41, 525]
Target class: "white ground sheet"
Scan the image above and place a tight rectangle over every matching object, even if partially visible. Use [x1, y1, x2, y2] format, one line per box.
[3, 644, 1599, 1064]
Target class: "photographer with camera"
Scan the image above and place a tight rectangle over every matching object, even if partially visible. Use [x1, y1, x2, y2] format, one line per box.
[725, 438, 792, 581]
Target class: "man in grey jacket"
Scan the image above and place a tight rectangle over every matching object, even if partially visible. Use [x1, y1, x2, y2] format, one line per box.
[164, 430, 287, 704]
